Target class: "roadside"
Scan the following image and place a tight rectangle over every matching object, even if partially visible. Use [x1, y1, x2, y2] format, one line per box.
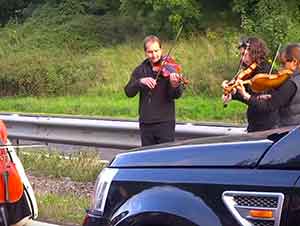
[27, 172, 94, 226]
[27, 173, 94, 198]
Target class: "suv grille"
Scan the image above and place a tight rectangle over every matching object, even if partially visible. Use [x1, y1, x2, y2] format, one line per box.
[234, 196, 278, 208]
[222, 191, 284, 226]
[252, 220, 274, 226]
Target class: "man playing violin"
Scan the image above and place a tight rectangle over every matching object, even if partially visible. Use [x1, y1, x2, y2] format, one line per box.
[222, 37, 280, 132]
[124, 35, 184, 146]
[237, 43, 300, 128]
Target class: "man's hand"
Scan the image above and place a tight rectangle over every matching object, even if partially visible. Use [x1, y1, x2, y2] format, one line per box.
[222, 93, 232, 104]
[169, 73, 181, 88]
[257, 94, 272, 100]
[140, 77, 157, 89]
[221, 80, 229, 89]
[222, 79, 237, 96]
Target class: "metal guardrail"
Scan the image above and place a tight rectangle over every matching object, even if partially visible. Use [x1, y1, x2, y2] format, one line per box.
[0, 114, 246, 149]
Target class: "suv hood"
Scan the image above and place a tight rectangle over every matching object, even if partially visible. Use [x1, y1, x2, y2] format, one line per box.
[111, 135, 274, 168]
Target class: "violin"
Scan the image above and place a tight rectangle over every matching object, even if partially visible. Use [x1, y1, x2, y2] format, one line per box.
[223, 63, 257, 96]
[244, 68, 294, 92]
[0, 120, 23, 203]
[153, 55, 189, 85]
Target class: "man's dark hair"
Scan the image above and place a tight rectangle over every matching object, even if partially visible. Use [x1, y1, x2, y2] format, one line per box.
[281, 43, 300, 62]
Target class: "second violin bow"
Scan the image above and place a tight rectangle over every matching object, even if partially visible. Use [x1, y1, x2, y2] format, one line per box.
[268, 43, 282, 74]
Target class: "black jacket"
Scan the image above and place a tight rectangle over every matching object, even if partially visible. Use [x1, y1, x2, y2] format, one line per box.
[124, 59, 183, 124]
[232, 62, 280, 132]
[279, 71, 300, 126]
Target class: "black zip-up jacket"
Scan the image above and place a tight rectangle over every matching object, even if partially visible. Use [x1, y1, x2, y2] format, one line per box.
[247, 71, 299, 127]
[232, 62, 280, 132]
[278, 71, 300, 126]
[124, 59, 184, 124]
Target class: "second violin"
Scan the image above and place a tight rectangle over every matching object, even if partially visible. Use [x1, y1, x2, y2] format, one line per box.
[241, 68, 294, 93]
[153, 55, 189, 85]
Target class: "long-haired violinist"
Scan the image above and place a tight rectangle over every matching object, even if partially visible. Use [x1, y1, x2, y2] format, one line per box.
[124, 35, 185, 146]
[222, 37, 279, 132]
[236, 43, 300, 128]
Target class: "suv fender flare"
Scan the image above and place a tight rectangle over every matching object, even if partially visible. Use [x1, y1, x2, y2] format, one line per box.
[111, 185, 222, 226]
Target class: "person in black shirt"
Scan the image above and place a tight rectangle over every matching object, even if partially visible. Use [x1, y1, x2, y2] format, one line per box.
[237, 43, 300, 128]
[124, 35, 184, 146]
[222, 37, 279, 132]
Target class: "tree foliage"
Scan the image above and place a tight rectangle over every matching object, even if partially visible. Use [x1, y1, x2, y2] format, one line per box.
[120, 0, 202, 37]
[232, 0, 300, 50]
[92, 0, 120, 14]
[0, 0, 32, 26]
[0, 0, 120, 25]
[0, 0, 299, 45]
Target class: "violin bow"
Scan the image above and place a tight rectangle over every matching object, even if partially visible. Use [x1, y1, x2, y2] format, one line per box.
[165, 24, 184, 59]
[233, 41, 250, 79]
[155, 25, 184, 81]
[268, 43, 282, 74]
[223, 40, 250, 108]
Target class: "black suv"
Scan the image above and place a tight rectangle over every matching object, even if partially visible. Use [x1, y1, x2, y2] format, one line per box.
[83, 126, 300, 226]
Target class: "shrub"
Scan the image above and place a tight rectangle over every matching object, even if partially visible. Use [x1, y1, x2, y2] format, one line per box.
[0, 51, 102, 96]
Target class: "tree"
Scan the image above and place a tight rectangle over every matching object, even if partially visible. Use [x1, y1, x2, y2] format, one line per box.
[0, 0, 32, 26]
[232, 0, 300, 50]
[120, 0, 202, 37]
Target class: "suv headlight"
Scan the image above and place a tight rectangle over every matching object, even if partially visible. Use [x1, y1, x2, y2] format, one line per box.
[91, 168, 118, 213]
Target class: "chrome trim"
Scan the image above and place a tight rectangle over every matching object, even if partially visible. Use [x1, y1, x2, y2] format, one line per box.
[222, 191, 284, 226]
[92, 168, 118, 213]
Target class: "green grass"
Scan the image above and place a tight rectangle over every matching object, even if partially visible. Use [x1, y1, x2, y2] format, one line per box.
[176, 95, 246, 123]
[36, 192, 89, 226]
[19, 150, 105, 182]
[19, 150, 100, 225]
[0, 93, 246, 124]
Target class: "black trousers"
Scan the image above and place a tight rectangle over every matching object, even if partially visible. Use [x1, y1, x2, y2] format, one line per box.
[139, 121, 175, 146]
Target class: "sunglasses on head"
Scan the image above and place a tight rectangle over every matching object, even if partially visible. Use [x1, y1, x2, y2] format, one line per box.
[238, 38, 250, 49]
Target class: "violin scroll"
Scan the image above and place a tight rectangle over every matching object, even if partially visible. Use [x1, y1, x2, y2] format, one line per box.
[223, 63, 257, 96]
